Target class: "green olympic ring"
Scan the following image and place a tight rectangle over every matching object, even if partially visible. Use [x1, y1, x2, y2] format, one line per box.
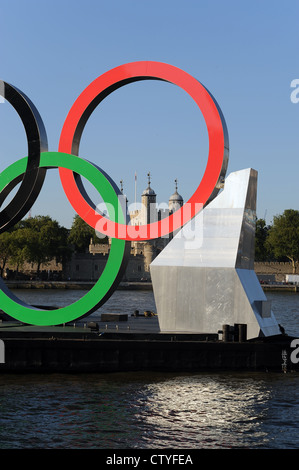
[0, 151, 127, 326]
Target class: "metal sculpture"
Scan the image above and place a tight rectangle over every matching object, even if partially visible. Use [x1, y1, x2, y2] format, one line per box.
[0, 62, 228, 325]
[0, 82, 48, 232]
[58, 61, 229, 240]
[150, 168, 280, 339]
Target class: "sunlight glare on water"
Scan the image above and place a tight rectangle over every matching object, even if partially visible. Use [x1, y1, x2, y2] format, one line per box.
[0, 371, 299, 449]
[0, 289, 298, 449]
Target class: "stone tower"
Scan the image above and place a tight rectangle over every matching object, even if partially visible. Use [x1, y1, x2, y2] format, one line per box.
[140, 172, 157, 225]
[168, 179, 184, 214]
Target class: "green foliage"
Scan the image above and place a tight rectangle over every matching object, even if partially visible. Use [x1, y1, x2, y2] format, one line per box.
[9, 227, 32, 270]
[68, 214, 107, 252]
[0, 231, 17, 277]
[0, 209, 298, 277]
[254, 218, 273, 261]
[0, 215, 72, 276]
[18, 216, 72, 271]
[267, 209, 299, 273]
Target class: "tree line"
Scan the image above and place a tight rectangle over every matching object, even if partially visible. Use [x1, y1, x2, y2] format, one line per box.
[255, 209, 299, 273]
[0, 209, 298, 278]
[0, 214, 106, 278]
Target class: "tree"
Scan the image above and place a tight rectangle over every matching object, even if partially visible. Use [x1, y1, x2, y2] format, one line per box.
[18, 216, 71, 273]
[267, 209, 299, 273]
[0, 225, 37, 276]
[9, 227, 32, 273]
[68, 214, 107, 252]
[255, 218, 272, 261]
[0, 231, 16, 277]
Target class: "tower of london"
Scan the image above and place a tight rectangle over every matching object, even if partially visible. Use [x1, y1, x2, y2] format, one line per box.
[86, 173, 184, 282]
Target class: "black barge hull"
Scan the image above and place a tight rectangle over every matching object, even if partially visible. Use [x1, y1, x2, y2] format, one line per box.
[0, 327, 298, 373]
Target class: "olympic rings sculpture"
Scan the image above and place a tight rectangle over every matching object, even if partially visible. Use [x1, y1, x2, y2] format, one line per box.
[0, 61, 229, 326]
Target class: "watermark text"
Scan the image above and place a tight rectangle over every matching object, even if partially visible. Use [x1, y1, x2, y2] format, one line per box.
[290, 338, 299, 364]
[94, 198, 204, 246]
[106, 453, 193, 467]
[290, 79, 299, 103]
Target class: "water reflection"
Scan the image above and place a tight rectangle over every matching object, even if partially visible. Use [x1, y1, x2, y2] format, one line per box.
[12, 289, 157, 319]
[1, 289, 299, 449]
[0, 372, 299, 449]
[267, 292, 299, 337]
[130, 374, 275, 449]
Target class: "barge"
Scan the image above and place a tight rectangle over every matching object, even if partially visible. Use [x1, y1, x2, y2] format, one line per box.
[0, 315, 298, 374]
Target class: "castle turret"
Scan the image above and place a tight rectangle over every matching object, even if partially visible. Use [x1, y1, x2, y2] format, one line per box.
[169, 179, 183, 213]
[141, 172, 157, 225]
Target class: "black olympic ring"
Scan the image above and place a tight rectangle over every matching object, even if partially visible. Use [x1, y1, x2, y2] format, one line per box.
[0, 81, 48, 233]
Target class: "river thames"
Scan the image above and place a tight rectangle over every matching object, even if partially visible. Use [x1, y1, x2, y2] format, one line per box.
[0, 289, 298, 449]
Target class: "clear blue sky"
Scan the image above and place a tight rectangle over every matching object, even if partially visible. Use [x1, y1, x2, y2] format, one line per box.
[1, 0, 298, 229]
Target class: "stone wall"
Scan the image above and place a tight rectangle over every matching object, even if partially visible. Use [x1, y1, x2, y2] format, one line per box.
[65, 259, 297, 283]
[254, 262, 298, 282]
[4, 254, 298, 283]
[63, 251, 151, 282]
[4, 259, 63, 280]
[64, 252, 108, 281]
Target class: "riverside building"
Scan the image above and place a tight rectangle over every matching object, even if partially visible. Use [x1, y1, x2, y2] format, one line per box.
[65, 174, 184, 282]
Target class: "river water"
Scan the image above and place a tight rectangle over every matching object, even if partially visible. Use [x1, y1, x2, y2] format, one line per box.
[0, 289, 298, 450]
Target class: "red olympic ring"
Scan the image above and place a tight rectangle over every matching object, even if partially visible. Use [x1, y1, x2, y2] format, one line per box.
[58, 61, 228, 241]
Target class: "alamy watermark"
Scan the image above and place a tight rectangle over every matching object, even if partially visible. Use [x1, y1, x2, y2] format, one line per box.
[281, 340, 299, 372]
[290, 79, 299, 103]
[290, 338, 299, 364]
[94, 198, 204, 248]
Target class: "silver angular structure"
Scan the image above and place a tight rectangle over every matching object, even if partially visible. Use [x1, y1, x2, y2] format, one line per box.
[150, 168, 280, 340]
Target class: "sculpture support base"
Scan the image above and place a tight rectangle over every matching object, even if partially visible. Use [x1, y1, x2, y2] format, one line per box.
[151, 266, 279, 339]
[150, 169, 280, 340]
